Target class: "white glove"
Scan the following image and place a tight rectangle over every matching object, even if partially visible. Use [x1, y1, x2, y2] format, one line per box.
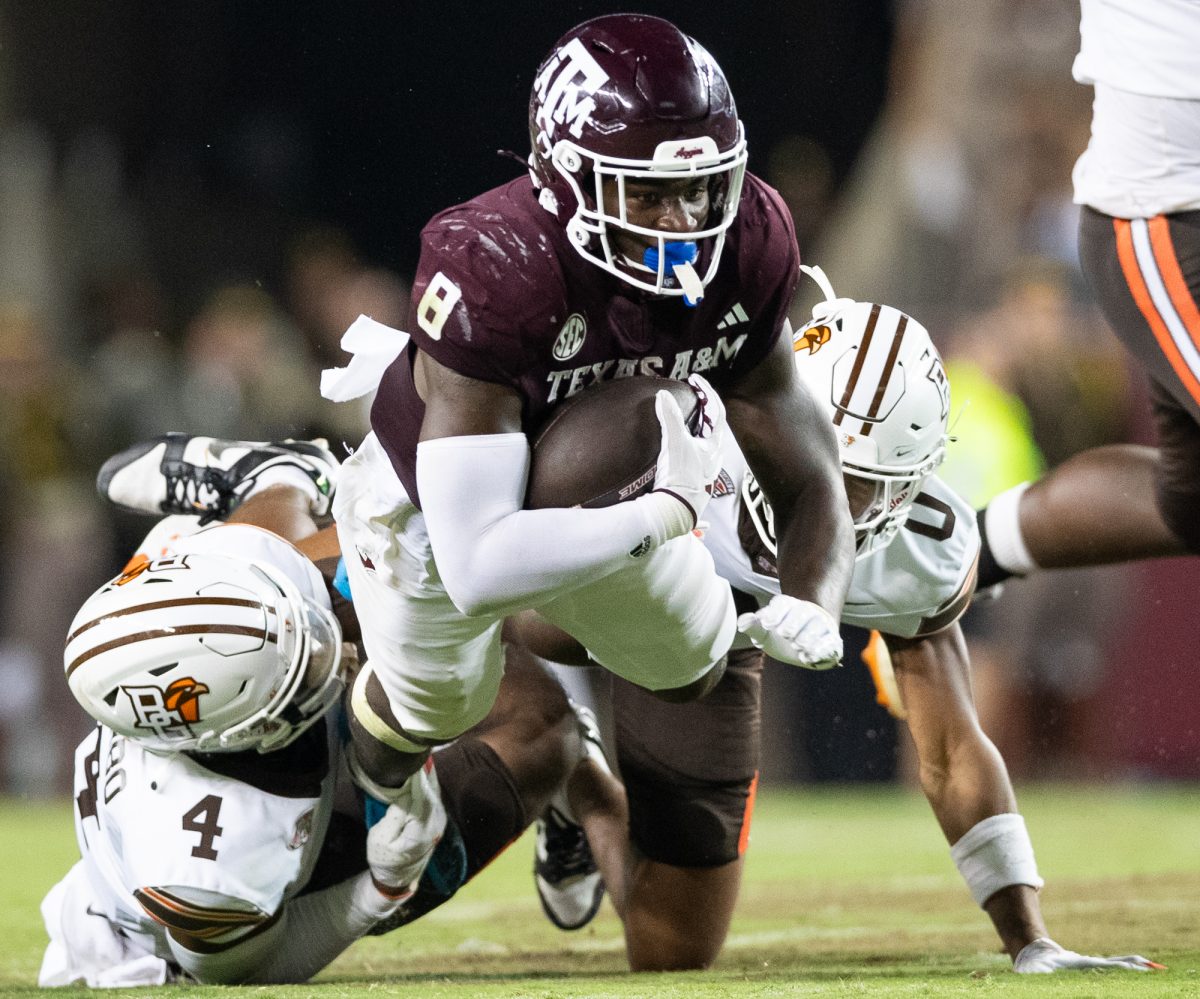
[366, 761, 447, 903]
[737, 594, 843, 669]
[1013, 937, 1163, 974]
[652, 373, 726, 530]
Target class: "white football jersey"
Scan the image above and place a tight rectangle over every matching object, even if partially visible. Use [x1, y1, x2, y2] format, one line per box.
[1072, 0, 1200, 217]
[706, 441, 979, 639]
[69, 721, 335, 958]
[51, 519, 339, 969]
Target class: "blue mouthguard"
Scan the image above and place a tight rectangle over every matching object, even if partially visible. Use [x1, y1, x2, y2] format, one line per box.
[643, 242, 700, 307]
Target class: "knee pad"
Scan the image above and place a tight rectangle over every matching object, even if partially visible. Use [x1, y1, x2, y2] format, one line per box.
[624, 764, 756, 867]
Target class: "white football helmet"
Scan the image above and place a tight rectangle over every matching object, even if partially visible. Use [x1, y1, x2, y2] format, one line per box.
[743, 266, 950, 561]
[65, 552, 343, 754]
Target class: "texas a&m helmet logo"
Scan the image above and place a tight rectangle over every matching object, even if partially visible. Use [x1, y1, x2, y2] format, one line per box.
[123, 677, 210, 740]
[532, 37, 610, 143]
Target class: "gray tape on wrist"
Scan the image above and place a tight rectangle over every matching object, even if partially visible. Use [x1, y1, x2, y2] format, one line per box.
[949, 812, 1044, 907]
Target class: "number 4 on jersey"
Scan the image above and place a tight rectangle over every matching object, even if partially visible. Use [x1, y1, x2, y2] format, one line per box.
[182, 794, 224, 860]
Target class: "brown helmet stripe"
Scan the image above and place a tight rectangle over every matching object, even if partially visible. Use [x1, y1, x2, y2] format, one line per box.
[833, 303, 882, 425]
[861, 313, 909, 436]
[66, 625, 277, 678]
[67, 596, 269, 644]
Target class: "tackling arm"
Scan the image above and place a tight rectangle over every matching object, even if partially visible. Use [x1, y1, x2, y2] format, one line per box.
[887, 622, 1162, 971]
[162, 873, 400, 985]
[885, 623, 1017, 841]
[724, 328, 855, 613]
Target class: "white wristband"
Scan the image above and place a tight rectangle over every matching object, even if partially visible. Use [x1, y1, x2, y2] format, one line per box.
[985, 482, 1037, 575]
[949, 813, 1044, 907]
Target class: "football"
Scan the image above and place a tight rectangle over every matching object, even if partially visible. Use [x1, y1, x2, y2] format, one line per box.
[526, 376, 700, 509]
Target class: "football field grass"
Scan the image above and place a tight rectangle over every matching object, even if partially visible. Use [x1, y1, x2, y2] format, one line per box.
[2, 784, 1196, 997]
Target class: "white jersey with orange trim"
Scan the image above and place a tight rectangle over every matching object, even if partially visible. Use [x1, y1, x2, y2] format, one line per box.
[40, 518, 340, 987]
[66, 719, 333, 954]
[705, 441, 979, 639]
[1072, 0, 1200, 217]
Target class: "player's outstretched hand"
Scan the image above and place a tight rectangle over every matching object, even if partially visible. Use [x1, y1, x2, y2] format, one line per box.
[367, 760, 447, 903]
[737, 594, 843, 670]
[1013, 937, 1165, 973]
[652, 373, 726, 530]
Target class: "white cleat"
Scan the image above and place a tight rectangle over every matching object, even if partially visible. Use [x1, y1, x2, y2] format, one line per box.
[97, 433, 338, 523]
[1013, 937, 1165, 973]
[533, 806, 604, 931]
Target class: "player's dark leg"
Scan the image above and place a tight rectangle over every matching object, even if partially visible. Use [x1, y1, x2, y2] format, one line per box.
[371, 639, 581, 931]
[621, 859, 745, 971]
[1148, 378, 1200, 553]
[568, 742, 746, 970]
[464, 634, 582, 827]
[980, 207, 1200, 587]
[606, 648, 762, 970]
[1082, 206, 1200, 553]
[888, 624, 1046, 960]
[976, 444, 1185, 586]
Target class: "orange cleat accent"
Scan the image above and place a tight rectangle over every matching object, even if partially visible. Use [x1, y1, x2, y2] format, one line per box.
[862, 629, 906, 720]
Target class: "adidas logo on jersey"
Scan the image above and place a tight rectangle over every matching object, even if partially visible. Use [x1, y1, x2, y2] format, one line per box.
[717, 303, 749, 330]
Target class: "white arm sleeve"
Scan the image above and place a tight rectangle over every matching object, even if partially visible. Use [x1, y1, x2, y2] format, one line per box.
[168, 873, 395, 985]
[416, 433, 691, 617]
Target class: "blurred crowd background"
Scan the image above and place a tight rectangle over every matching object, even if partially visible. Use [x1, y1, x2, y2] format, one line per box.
[0, 0, 1195, 795]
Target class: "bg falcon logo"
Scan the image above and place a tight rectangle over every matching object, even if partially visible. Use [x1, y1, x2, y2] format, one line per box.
[124, 677, 210, 736]
[794, 324, 832, 355]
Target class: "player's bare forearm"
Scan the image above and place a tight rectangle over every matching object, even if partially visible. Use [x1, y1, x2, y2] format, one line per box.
[887, 625, 1017, 842]
[726, 335, 855, 615]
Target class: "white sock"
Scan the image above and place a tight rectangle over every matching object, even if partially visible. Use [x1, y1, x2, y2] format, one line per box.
[543, 663, 613, 824]
[985, 482, 1038, 575]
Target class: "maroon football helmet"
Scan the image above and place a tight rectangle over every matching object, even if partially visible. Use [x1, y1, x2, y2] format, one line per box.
[528, 14, 747, 301]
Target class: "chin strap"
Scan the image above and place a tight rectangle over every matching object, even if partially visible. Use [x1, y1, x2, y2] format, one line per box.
[800, 264, 857, 324]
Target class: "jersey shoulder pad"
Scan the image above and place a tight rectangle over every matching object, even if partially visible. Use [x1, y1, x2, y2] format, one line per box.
[734, 174, 799, 275]
[843, 476, 979, 638]
[413, 180, 565, 345]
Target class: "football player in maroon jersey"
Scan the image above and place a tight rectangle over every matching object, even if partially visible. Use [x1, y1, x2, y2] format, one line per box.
[323, 13, 856, 858]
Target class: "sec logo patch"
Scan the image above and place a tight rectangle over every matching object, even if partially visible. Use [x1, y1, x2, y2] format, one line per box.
[552, 313, 587, 361]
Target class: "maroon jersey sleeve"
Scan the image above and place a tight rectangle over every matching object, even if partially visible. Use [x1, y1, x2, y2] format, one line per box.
[405, 180, 565, 391]
[724, 175, 802, 383]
